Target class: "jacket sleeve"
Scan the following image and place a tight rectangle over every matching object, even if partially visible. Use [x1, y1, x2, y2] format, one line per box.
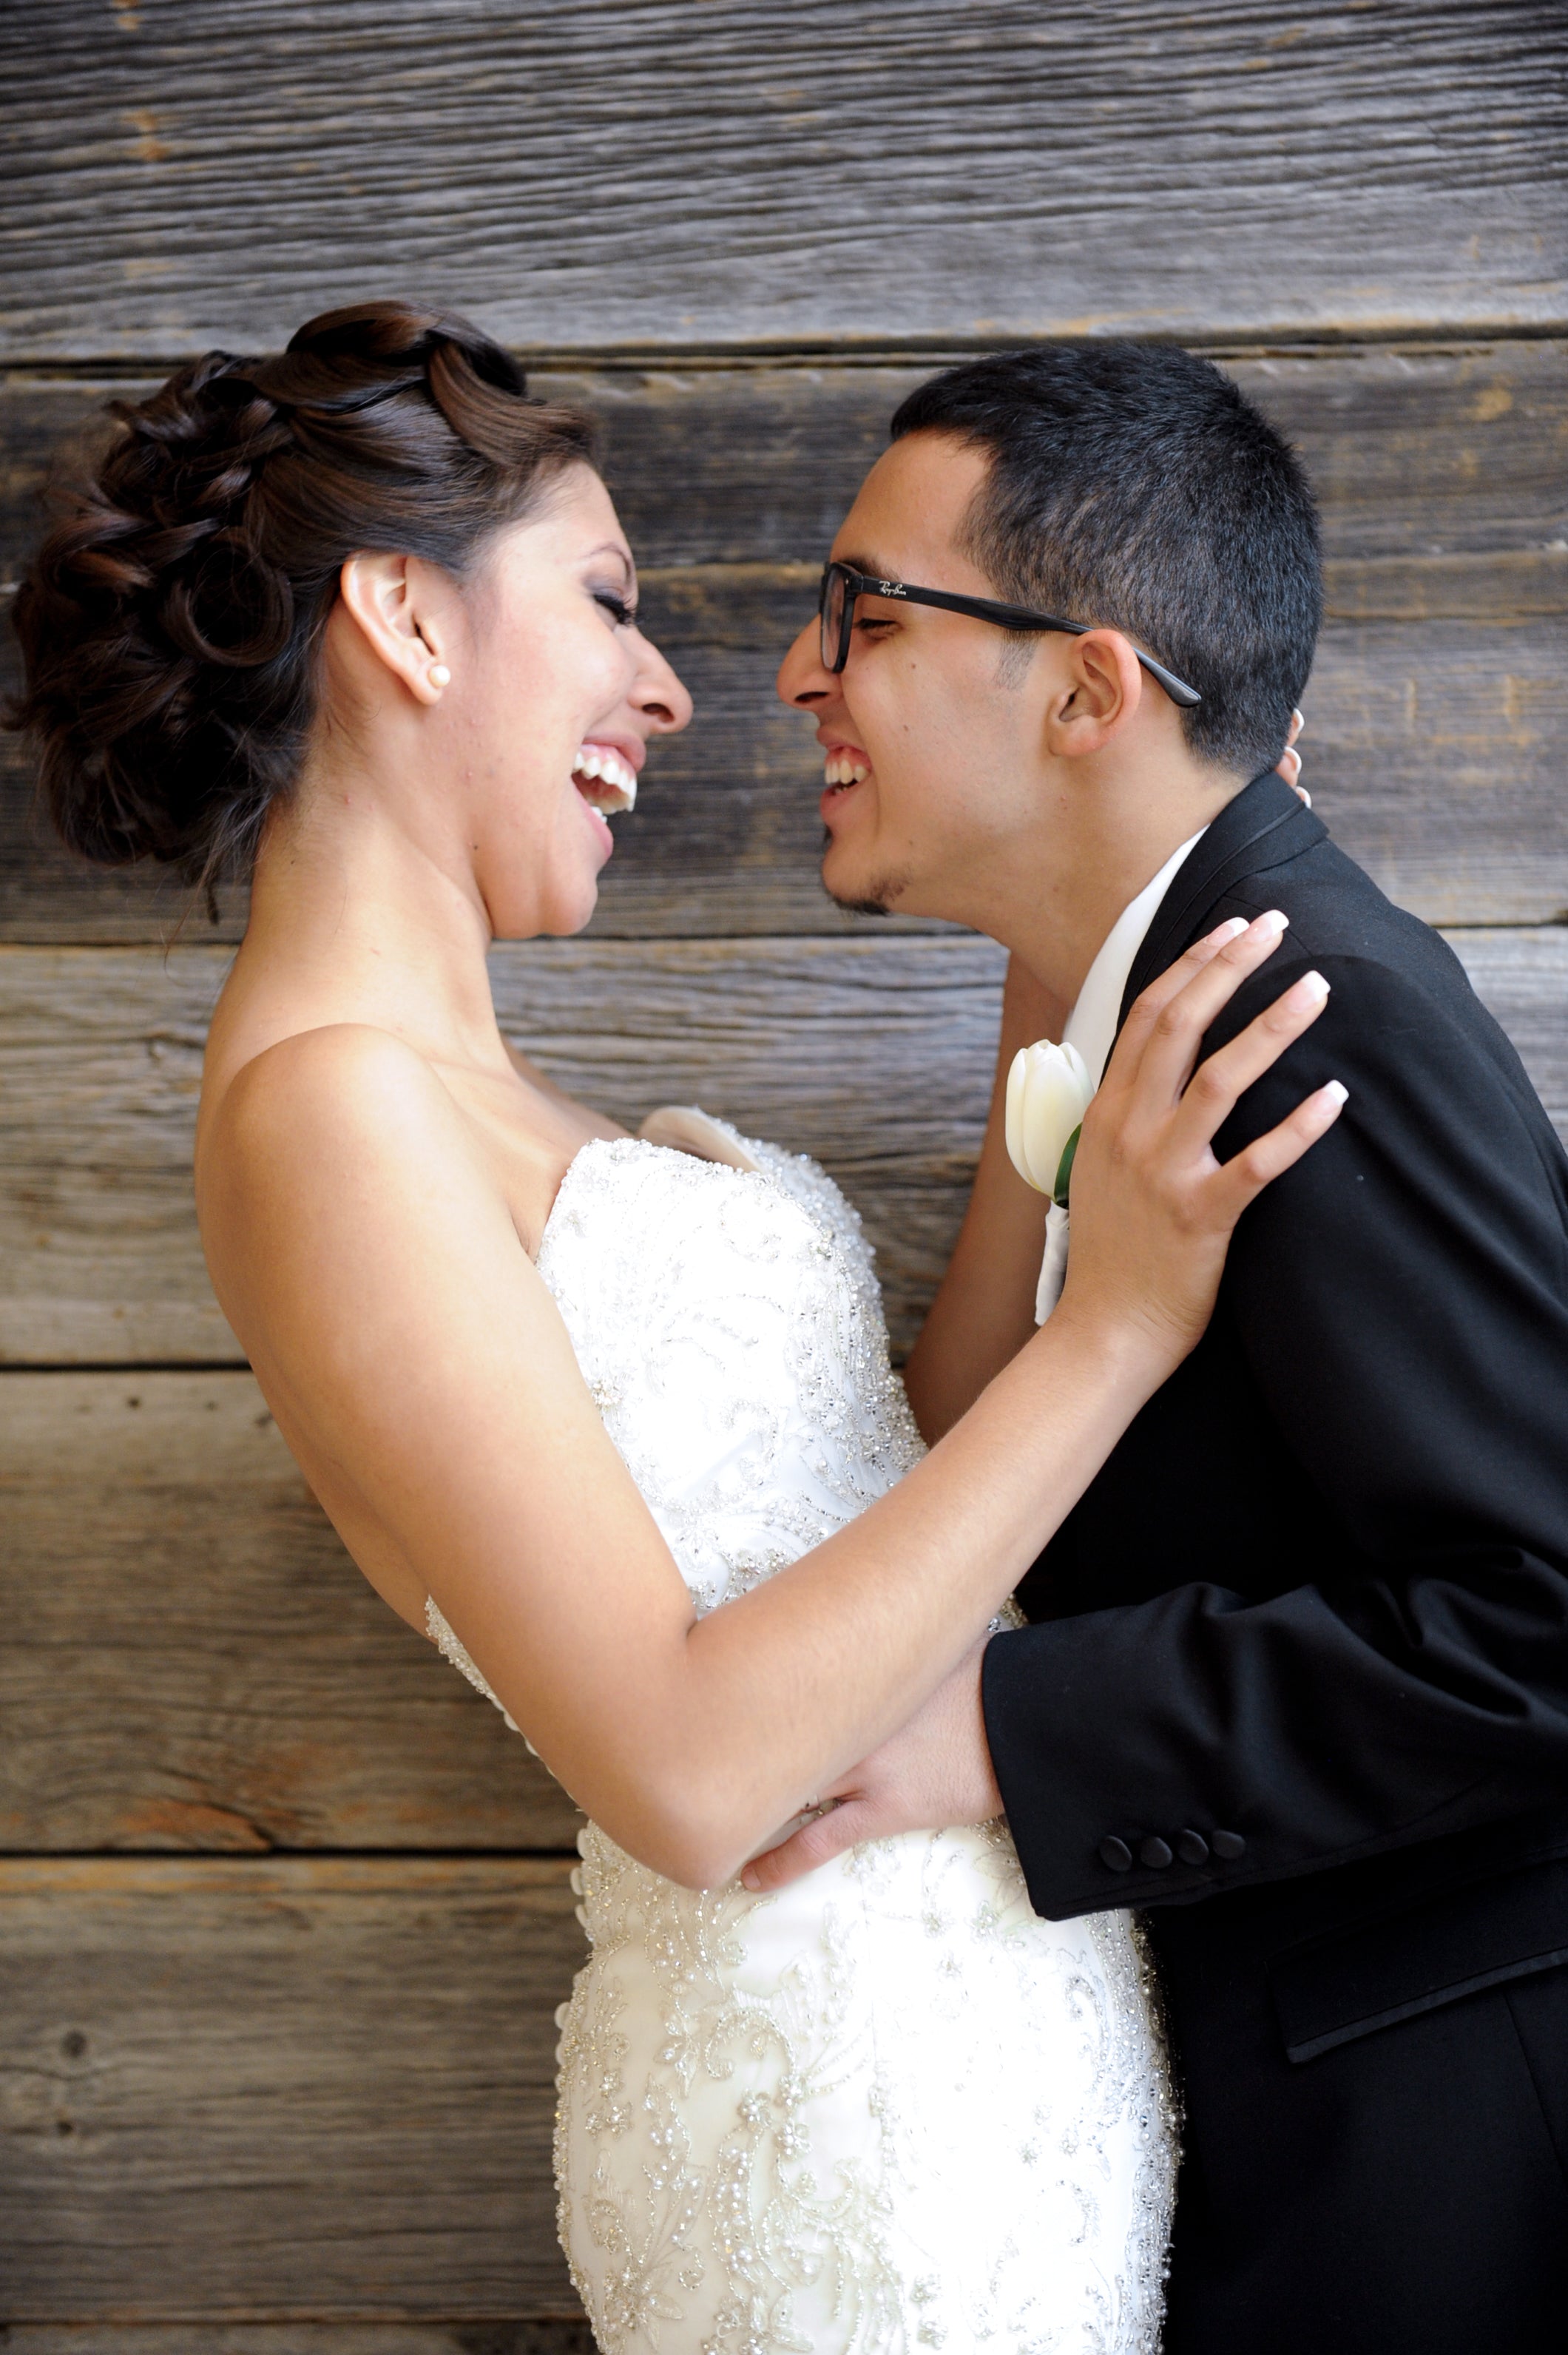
[982, 948, 1568, 1920]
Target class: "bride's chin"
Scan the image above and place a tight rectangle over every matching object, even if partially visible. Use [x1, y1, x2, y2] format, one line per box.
[479, 859, 603, 944]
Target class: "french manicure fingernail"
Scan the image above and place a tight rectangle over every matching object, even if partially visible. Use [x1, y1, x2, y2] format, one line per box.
[741, 1868, 760, 1890]
[1322, 1079, 1348, 1106]
[1207, 916, 1250, 945]
[1286, 970, 1329, 1008]
[1254, 909, 1290, 937]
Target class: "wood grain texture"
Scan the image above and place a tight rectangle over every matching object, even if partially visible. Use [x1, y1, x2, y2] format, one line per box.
[0, 1371, 584, 1854]
[0, 2332, 592, 2353]
[1446, 926, 1568, 1138]
[0, 935, 1010, 1365]
[4, 345, 1564, 941]
[0, 1856, 583, 2317]
[0, 925, 1562, 1371]
[0, 0, 1563, 357]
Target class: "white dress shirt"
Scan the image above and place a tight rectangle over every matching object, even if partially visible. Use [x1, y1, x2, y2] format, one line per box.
[1035, 826, 1209, 1323]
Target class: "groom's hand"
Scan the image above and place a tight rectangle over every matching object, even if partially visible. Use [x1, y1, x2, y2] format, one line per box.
[741, 1638, 1002, 1891]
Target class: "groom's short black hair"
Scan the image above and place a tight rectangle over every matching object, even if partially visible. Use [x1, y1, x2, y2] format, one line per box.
[890, 344, 1322, 780]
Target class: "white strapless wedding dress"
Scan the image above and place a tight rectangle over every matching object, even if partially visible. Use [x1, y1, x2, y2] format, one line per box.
[428, 1121, 1176, 2354]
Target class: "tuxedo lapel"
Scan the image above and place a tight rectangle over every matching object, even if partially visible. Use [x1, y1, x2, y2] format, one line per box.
[1118, 770, 1325, 1024]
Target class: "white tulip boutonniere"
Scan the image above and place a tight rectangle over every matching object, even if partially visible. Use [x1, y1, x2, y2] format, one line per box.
[1005, 1039, 1095, 1208]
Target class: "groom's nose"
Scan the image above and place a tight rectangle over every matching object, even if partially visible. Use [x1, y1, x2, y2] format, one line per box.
[777, 617, 834, 709]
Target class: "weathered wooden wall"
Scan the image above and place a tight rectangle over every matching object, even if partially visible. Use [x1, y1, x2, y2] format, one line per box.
[1, 1, 1564, 2340]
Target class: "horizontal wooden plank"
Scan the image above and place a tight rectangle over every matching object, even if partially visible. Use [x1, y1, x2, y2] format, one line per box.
[0, 1371, 584, 1852]
[0, 2331, 592, 2353]
[0, 0, 1561, 357]
[0, 935, 1010, 1365]
[0, 1856, 584, 2317]
[3, 346, 1564, 940]
[1445, 928, 1568, 1135]
[5, 605, 1565, 937]
[0, 925, 1563, 1371]
[7, 345, 1567, 588]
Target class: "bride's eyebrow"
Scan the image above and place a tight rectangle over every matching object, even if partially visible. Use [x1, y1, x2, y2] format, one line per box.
[581, 541, 635, 581]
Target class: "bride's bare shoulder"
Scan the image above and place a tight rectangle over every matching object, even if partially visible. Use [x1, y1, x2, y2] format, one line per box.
[199, 1022, 476, 1211]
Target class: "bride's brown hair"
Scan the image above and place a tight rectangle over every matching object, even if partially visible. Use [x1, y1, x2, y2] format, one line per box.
[7, 300, 598, 893]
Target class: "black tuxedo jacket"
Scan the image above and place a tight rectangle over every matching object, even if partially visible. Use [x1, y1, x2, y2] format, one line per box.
[981, 771, 1568, 2341]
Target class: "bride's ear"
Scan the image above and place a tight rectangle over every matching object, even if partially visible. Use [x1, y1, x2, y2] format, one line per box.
[337, 553, 452, 706]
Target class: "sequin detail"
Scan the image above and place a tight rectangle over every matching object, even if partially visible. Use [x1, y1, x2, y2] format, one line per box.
[429, 1123, 1175, 2351]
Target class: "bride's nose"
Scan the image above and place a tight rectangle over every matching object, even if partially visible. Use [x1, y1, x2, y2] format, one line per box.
[632, 637, 694, 734]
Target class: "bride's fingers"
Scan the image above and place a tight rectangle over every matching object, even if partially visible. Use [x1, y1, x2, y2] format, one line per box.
[1203, 1078, 1348, 1226]
[1166, 967, 1334, 1155]
[1098, 915, 1255, 1098]
[1113, 910, 1292, 1110]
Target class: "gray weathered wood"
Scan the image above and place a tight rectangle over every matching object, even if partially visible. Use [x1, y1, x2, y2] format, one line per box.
[0, 1855, 583, 2316]
[0, 2332, 592, 2352]
[1, 1, 1563, 357]
[7, 344, 1567, 588]
[4, 607, 1566, 939]
[0, 935, 1010, 1365]
[4, 345, 1564, 941]
[0, 926, 1563, 1370]
[1, 2332, 592, 2353]
[0, 1371, 584, 1853]
[1446, 928, 1568, 1136]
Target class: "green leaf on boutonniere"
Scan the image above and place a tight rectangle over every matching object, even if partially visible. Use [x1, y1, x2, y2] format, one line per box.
[1052, 1123, 1082, 1210]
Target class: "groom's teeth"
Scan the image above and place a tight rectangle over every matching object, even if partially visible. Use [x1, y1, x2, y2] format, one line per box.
[822, 752, 869, 788]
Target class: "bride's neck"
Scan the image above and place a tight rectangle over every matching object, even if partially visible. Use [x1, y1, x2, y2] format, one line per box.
[230, 757, 513, 1081]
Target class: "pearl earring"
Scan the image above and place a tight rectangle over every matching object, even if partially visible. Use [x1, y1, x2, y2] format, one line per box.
[428, 663, 451, 689]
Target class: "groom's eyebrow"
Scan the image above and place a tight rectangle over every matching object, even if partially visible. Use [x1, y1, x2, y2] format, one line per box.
[836, 551, 894, 578]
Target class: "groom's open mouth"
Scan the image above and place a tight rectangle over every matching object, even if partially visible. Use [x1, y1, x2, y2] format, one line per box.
[821, 744, 871, 819]
[572, 741, 639, 817]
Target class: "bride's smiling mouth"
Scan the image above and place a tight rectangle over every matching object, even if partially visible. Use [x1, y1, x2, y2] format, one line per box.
[572, 738, 641, 828]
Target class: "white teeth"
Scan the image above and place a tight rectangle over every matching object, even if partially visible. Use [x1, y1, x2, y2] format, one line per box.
[823, 752, 869, 788]
[572, 743, 638, 814]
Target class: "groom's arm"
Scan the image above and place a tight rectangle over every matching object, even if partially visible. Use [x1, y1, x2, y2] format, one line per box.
[902, 954, 1061, 1442]
[984, 945, 1568, 1920]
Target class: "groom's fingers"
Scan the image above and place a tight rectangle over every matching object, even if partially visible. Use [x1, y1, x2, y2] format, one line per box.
[1167, 967, 1334, 1155]
[740, 1796, 874, 1891]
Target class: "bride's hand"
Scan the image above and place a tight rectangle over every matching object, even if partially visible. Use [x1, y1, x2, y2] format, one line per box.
[1052, 910, 1344, 1367]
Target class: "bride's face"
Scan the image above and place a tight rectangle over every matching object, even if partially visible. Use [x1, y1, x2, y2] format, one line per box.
[465, 466, 693, 937]
[345, 464, 692, 940]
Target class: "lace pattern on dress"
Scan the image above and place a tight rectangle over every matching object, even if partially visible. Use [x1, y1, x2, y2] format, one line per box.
[424, 1117, 1175, 2353]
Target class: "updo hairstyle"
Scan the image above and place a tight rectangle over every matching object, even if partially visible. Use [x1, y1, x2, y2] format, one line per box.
[8, 301, 598, 891]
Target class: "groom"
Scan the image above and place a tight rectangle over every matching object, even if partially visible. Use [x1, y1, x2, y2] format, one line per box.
[764, 345, 1568, 2351]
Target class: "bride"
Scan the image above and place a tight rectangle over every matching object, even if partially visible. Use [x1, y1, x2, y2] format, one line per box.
[14, 302, 1342, 2354]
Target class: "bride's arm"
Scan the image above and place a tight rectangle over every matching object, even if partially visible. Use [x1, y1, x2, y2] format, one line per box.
[202, 916, 1340, 1889]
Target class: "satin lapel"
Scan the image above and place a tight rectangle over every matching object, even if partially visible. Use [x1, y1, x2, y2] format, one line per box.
[1118, 771, 1326, 1026]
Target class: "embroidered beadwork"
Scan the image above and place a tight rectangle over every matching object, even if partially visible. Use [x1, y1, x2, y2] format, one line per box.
[428, 1121, 1175, 2352]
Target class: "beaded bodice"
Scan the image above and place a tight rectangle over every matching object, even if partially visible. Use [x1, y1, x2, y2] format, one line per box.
[428, 1118, 922, 1677]
[427, 1116, 1175, 2355]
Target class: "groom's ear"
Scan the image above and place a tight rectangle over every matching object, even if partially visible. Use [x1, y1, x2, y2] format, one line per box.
[1041, 629, 1145, 759]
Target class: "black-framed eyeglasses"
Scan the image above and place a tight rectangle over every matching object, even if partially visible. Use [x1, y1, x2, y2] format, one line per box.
[817, 561, 1202, 709]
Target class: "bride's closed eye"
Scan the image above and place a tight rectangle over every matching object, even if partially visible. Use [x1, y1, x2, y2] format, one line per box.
[592, 587, 638, 628]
